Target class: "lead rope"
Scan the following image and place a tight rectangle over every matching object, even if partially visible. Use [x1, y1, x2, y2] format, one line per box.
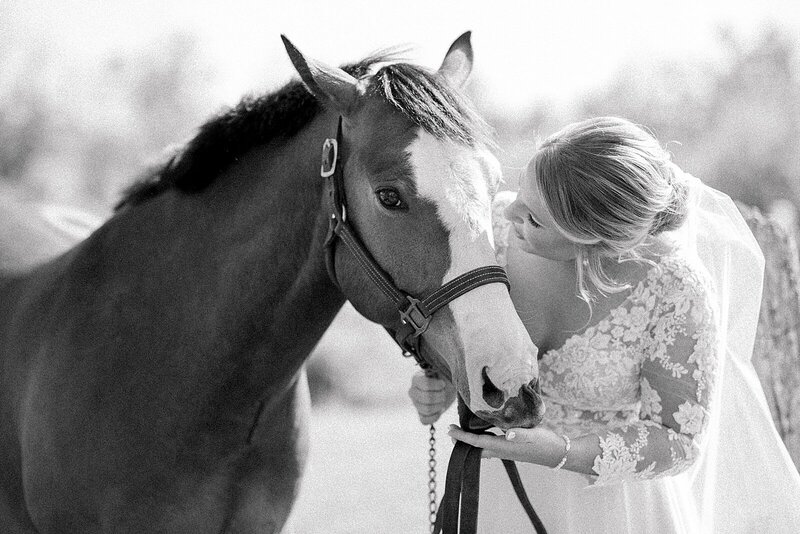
[428, 424, 437, 533]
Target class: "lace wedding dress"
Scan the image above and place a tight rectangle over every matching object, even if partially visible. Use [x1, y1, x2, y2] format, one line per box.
[478, 186, 800, 534]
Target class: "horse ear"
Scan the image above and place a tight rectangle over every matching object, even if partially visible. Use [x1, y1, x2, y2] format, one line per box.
[437, 31, 474, 88]
[281, 35, 359, 115]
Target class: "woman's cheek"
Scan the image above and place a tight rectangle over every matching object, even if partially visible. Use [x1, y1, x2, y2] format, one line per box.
[511, 233, 535, 255]
[524, 236, 545, 255]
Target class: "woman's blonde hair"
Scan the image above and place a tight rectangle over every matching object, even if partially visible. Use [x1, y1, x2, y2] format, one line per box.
[532, 117, 688, 303]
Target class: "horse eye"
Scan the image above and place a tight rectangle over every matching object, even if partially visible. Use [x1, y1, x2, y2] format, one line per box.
[376, 188, 406, 210]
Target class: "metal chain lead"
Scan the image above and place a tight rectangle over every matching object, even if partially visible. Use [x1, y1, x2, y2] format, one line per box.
[428, 424, 437, 533]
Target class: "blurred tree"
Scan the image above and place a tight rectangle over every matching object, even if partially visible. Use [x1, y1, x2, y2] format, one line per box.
[701, 25, 800, 208]
[577, 23, 800, 211]
[78, 32, 215, 207]
[0, 85, 51, 181]
[480, 24, 800, 211]
[0, 29, 214, 210]
[0, 25, 54, 184]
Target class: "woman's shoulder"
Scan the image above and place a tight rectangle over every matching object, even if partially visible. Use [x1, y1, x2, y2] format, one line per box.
[642, 241, 714, 305]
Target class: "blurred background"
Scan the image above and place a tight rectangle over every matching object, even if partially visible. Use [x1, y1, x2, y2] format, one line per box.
[3, 0, 799, 531]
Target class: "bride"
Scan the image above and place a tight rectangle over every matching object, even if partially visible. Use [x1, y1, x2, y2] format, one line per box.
[410, 117, 800, 533]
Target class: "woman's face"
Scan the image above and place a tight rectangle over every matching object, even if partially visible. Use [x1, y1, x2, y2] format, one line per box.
[503, 159, 579, 262]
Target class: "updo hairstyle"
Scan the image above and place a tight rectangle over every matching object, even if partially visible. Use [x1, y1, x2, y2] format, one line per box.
[531, 117, 688, 302]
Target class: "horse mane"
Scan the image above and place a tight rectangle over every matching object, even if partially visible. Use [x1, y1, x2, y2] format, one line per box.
[116, 53, 492, 210]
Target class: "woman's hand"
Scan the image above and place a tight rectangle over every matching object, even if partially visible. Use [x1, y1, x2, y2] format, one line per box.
[447, 424, 566, 466]
[408, 370, 456, 425]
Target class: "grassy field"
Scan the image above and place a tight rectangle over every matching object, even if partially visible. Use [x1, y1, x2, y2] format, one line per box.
[290, 304, 459, 533]
[291, 401, 458, 534]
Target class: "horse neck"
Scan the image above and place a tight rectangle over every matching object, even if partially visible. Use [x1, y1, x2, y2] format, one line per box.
[73, 111, 345, 400]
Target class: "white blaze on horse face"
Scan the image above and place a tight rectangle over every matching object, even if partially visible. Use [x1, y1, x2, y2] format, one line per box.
[408, 132, 537, 413]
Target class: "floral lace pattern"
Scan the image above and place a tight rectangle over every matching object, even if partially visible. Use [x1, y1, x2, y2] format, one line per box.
[492, 194, 719, 486]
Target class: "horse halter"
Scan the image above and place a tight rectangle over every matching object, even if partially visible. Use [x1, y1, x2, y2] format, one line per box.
[319, 117, 548, 534]
[320, 116, 510, 367]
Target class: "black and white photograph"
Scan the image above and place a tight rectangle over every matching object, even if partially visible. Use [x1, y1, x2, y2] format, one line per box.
[2, 1, 799, 532]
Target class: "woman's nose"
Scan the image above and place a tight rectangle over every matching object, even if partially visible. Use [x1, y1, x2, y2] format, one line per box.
[504, 199, 523, 224]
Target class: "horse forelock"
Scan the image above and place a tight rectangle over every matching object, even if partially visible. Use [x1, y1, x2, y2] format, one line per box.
[369, 63, 494, 149]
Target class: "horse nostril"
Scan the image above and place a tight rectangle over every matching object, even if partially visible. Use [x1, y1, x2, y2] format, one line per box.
[481, 367, 505, 409]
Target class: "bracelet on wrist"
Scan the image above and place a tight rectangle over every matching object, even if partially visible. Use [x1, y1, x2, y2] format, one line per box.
[553, 434, 571, 470]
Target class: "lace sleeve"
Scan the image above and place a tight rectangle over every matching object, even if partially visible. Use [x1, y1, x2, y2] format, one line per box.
[492, 191, 516, 267]
[590, 265, 720, 485]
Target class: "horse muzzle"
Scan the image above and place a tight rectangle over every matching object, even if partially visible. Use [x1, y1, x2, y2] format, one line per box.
[472, 378, 546, 430]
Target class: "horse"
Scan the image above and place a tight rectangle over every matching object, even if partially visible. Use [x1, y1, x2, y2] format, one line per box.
[0, 33, 544, 533]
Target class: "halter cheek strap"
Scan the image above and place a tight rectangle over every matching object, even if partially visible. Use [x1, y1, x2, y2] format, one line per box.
[320, 116, 510, 365]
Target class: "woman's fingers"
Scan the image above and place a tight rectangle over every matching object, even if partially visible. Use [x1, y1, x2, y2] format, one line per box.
[447, 425, 538, 463]
[411, 371, 449, 392]
[411, 394, 448, 423]
[408, 370, 456, 425]
[419, 413, 441, 425]
[447, 426, 500, 448]
[414, 403, 445, 417]
[504, 427, 542, 443]
[415, 403, 446, 424]
[408, 386, 451, 406]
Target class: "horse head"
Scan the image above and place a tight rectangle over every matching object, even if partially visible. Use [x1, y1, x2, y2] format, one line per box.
[283, 33, 544, 430]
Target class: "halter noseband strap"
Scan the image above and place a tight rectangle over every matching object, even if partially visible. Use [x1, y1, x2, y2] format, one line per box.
[320, 116, 510, 364]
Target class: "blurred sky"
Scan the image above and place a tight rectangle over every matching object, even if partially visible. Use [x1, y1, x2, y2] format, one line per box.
[6, 0, 799, 113]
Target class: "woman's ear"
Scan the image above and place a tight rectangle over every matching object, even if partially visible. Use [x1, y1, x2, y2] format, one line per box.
[437, 31, 474, 88]
[281, 35, 360, 116]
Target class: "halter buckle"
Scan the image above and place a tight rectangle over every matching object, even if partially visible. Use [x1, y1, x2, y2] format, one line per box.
[399, 296, 431, 338]
[320, 138, 338, 178]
